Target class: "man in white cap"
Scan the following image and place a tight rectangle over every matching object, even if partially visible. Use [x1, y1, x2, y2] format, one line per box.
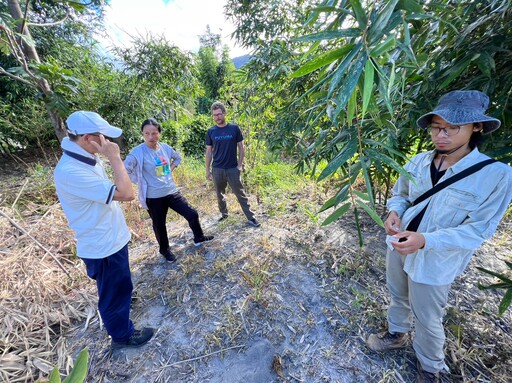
[366, 91, 512, 382]
[54, 111, 154, 349]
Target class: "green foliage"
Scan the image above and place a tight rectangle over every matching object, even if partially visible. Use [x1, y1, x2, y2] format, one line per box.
[27, 163, 58, 206]
[37, 348, 88, 383]
[0, 96, 55, 154]
[227, 0, 512, 235]
[244, 160, 308, 216]
[181, 115, 211, 158]
[160, 115, 210, 158]
[0, 0, 108, 142]
[477, 261, 512, 316]
[195, 27, 235, 114]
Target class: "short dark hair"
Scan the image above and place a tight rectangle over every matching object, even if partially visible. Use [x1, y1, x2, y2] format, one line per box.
[469, 130, 484, 148]
[211, 102, 226, 113]
[68, 132, 81, 142]
[140, 118, 161, 132]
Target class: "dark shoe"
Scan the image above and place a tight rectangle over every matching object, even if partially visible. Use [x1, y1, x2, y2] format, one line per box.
[160, 249, 176, 263]
[218, 215, 228, 222]
[248, 218, 261, 227]
[366, 331, 409, 352]
[416, 361, 440, 383]
[194, 235, 214, 247]
[111, 327, 155, 349]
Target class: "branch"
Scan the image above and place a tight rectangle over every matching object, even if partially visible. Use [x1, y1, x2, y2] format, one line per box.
[157, 344, 244, 371]
[27, 13, 69, 28]
[0, 26, 40, 83]
[0, 66, 36, 87]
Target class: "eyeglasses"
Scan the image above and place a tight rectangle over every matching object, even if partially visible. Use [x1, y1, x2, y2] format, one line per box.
[212, 113, 224, 117]
[427, 125, 461, 136]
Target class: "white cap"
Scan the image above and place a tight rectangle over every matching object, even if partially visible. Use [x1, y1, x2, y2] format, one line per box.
[66, 111, 123, 138]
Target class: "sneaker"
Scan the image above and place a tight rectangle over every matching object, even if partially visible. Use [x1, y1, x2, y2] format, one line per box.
[111, 327, 155, 349]
[248, 218, 261, 227]
[366, 331, 409, 352]
[218, 215, 228, 222]
[416, 361, 440, 383]
[160, 249, 176, 263]
[194, 235, 214, 246]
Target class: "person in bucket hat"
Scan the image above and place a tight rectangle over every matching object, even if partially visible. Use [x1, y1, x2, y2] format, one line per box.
[416, 90, 501, 134]
[366, 91, 512, 382]
[54, 111, 155, 349]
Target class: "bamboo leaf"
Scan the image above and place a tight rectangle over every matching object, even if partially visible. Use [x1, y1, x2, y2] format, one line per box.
[62, 348, 88, 383]
[294, 29, 361, 42]
[361, 59, 374, 119]
[318, 138, 358, 181]
[477, 282, 510, 290]
[360, 155, 375, 207]
[48, 367, 62, 383]
[476, 51, 494, 78]
[475, 267, 512, 285]
[353, 190, 370, 201]
[498, 288, 512, 316]
[311, 6, 347, 14]
[397, 0, 423, 13]
[363, 139, 408, 160]
[319, 184, 350, 213]
[368, 0, 400, 45]
[365, 148, 409, 177]
[333, 52, 367, 120]
[327, 42, 362, 98]
[370, 34, 396, 57]
[356, 199, 384, 227]
[387, 60, 396, 101]
[291, 45, 355, 78]
[322, 202, 351, 226]
[438, 54, 476, 90]
[349, 0, 367, 28]
[347, 86, 357, 125]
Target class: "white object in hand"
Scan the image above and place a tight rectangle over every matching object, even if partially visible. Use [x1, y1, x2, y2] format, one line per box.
[386, 235, 399, 250]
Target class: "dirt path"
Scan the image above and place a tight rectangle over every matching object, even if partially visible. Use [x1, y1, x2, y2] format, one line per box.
[66, 210, 512, 383]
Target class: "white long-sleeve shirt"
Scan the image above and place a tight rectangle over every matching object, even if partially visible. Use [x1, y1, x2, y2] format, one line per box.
[387, 148, 512, 285]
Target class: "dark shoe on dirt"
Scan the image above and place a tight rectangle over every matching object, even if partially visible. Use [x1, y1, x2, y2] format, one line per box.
[111, 327, 155, 350]
[247, 218, 261, 227]
[160, 249, 176, 263]
[194, 235, 214, 246]
[366, 331, 409, 352]
[218, 215, 228, 222]
[416, 361, 440, 383]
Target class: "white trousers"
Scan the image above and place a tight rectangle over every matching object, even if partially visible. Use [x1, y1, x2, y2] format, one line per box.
[386, 249, 450, 373]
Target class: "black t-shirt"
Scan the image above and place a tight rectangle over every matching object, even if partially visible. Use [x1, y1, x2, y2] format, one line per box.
[406, 161, 446, 232]
[206, 123, 244, 169]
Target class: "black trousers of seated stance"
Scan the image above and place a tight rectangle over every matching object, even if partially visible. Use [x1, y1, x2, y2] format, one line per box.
[146, 193, 204, 253]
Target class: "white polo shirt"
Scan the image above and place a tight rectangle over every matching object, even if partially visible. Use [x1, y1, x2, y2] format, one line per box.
[54, 138, 131, 259]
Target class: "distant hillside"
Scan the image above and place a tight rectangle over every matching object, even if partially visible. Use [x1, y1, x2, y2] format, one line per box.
[232, 54, 252, 69]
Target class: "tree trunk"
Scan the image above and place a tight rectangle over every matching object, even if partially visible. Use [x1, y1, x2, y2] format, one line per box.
[7, 0, 68, 142]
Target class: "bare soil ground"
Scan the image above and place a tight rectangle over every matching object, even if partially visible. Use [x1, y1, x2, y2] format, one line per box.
[0, 152, 511, 383]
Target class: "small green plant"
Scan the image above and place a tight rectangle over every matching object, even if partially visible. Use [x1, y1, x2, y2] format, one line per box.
[239, 260, 272, 305]
[26, 163, 58, 206]
[37, 348, 88, 383]
[476, 261, 512, 316]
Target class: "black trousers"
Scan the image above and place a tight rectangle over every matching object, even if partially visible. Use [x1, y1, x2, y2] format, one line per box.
[146, 193, 203, 253]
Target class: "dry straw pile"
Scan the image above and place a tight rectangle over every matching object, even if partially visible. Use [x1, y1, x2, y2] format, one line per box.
[0, 199, 97, 382]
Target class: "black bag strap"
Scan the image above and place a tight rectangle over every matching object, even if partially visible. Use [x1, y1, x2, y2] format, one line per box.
[411, 159, 497, 207]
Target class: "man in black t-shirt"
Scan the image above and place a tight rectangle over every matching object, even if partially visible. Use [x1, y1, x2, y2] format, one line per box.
[205, 102, 260, 227]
